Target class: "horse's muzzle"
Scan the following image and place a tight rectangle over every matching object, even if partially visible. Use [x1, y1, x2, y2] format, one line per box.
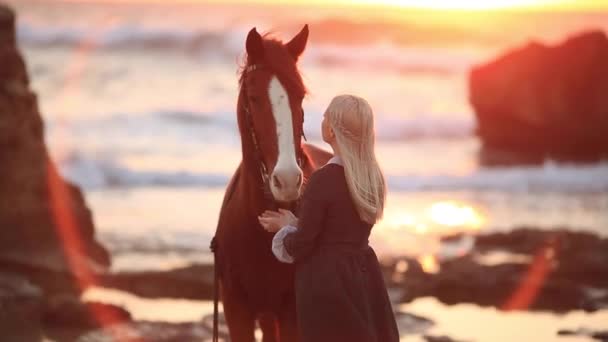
[270, 168, 303, 202]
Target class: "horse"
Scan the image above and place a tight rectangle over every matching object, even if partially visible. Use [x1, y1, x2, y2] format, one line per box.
[211, 25, 332, 342]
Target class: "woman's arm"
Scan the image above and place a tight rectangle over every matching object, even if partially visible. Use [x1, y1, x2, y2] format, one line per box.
[282, 169, 330, 261]
[272, 225, 298, 263]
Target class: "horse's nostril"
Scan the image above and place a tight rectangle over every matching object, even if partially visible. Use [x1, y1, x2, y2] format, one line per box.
[273, 175, 282, 189]
[297, 174, 302, 186]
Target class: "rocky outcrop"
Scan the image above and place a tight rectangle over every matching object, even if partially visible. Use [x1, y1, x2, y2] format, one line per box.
[75, 321, 218, 342]
[386, 228, 608, 312]
[475, 228, 608, 290]
[558, 328, 608, 342]
[0, 3, 109, 294]
[0, 272, 45, 341]
[0, 4, 122, 340]
[469, 30, 608, 164]
[98, 264, 215, 300]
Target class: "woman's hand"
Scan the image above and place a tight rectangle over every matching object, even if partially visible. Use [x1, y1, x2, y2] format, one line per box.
[258, 209, 298, 233]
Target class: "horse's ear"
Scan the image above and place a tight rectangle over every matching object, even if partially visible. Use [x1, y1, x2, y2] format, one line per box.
[246, 27, 264, 64]
[286, 24, 308, 61]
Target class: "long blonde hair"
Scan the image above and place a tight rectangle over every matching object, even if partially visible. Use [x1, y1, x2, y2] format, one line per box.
[326, 95, 386, 224]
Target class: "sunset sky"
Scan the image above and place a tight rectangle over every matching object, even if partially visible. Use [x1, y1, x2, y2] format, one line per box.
[70, 0, 608, 11]
[235, 0, 608, 10]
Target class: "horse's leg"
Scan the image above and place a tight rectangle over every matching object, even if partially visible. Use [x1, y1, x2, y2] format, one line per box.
[258, 312, 279, 342]
[277, 295, 299, 342]
[221, 281, 256, 342]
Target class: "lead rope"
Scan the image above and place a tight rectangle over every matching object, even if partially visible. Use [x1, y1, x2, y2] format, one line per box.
[210, 236, 219, 342]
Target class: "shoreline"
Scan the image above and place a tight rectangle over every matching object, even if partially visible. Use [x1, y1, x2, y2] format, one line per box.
[69, 286, 608, 342]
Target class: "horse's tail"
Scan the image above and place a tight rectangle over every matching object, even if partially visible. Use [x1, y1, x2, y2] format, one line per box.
[210, 236, 220, 342]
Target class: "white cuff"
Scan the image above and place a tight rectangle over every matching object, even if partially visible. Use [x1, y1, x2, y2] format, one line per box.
[272, 225, 298, 263]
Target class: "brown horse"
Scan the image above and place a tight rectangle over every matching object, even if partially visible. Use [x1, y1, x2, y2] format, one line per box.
[212, 25, 331, 342]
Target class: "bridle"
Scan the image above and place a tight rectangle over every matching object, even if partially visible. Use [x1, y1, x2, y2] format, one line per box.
[241, 63, 307, 210]
[210, 64, 308, 342]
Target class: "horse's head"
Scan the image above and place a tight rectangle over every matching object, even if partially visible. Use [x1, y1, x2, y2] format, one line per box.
[238, 25, 309, 203]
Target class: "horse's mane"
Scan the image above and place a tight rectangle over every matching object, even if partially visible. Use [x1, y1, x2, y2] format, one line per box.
[237, 34, 307, 99]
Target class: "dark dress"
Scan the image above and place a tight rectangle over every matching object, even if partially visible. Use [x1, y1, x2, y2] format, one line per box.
[283, 163, 400, 342]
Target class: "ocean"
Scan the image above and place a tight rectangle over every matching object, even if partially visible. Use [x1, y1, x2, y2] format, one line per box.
[7, 0, 608, 273]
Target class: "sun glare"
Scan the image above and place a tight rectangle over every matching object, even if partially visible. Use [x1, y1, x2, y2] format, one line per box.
[418, 254, 440, 273]
[427, 201, 484, 229]
[349, 0, 554, 10]
[65, 0, 608, 11]
[379, 200, 485, 238]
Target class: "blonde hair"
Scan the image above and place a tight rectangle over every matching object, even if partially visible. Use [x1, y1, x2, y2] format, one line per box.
[325, 95, 386, 224]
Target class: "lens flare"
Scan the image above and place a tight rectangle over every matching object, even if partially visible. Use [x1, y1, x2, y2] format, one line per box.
[46, 14, 136, 336]
[501, 238, 557, 310]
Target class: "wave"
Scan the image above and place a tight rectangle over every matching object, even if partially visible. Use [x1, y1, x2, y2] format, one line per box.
[18, 23, 229, 52]
[59, 152, 608, 193]
[57, 152, 231, 190]
[100, 231, 212, 255]
[387, 162, 608, 193]
[17, 22, 474, 75]
[46, 109, 474, 141]
[46, 110, 236, 137]
[310, 116, 475, 141]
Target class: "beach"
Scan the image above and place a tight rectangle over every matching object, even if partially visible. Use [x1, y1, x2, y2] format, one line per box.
[1, 0, 607, 341]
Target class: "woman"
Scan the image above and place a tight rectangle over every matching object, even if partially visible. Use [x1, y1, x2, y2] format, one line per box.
[258, 95, 400, 342]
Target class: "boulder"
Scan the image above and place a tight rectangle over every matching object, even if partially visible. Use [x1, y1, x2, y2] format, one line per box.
[0, 272, 45, 342]
[0, 3, 110, 297]
[99, 263, 215, 300]
[43, 294, 131, 329]
[75, 321, 215, 342]
[558, 328, 608, 342]
[388, 228, 608, 312]
[469, 30, 608, 164]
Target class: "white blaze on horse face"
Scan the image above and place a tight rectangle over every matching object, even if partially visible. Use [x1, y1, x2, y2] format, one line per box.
[268, 76, 303, 201]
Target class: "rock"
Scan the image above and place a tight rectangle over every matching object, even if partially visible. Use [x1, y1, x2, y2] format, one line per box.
[0, 272, 132, 341]
[98, 264, 215, 300]
[394, 311, 434, 336]
[391, 258, 434, 302]
[558, 329, 578, 336]
[0, 4, 116, 340]
[581, 288, 608, 312]
[393, 255, 529, 307]
[593, 331, 608, 342]
[201, 311, 230, 339]
[393, 228, 608, 312]
[41, 294, 131, 342]
[558, 328, 608, 342]
[0, 272, 45, 342]
[76, 321, 214, 342]
[476, 228, 608, 289]
[43, 294, 131, 329]
[469, 30, 608, 164]
[0, 3, 110, 298]
[0, 271, 43, 298]
[426, 256, 529, 307]
[424, 335, 469, 342]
